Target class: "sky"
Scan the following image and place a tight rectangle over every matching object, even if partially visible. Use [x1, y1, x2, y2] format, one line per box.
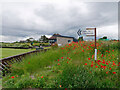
[0, 0, 119, 42]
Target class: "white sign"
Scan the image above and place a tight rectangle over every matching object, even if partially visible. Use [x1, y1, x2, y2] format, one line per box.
[81, 28, 95, 36]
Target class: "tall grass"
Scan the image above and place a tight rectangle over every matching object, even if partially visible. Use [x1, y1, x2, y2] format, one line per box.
[2, 40, 119, 88]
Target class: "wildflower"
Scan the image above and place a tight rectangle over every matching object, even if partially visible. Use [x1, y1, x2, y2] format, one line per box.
[112, 50, 114, 52]
[11, 76, 14, 78]
[109, 68, 111, 70]
[67, 61, 68, 63]
[101, 65, 103, 68]
[85, 63, 87, 65]
[65, 88, 67, 90]
[69, 59, 71, 60]
[9, 65, 12, 67]
[28, 62, 30, 64]
[91, 65, 93, 67]
[58, 63, 60, 65]
[96, 66, 98, 68]
[101, 53, 104, 57]
[92, 55, 94, 59]
[58, 59, 59, 61]
[59, 85, 62, 87]
[106, 62, 108, 65]
[41, 76, 43, 78]
[88, 58, 90, 60]
[103, 66, 106, 69]
[61, 57, 63, 59]
[102, 61, 105, 64]
[16, 75, 18, 77]
[82, 50, 84, 52]
[98, 60, 101, 62]
[113, 72, 116, 74]
[113, 62, 116, 66]
[106, 72, 108, 74]
[67, 57, 69, 59]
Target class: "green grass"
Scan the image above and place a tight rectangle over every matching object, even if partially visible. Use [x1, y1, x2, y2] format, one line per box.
[2, 41, 119, 88]
[0, 48, 35, 59]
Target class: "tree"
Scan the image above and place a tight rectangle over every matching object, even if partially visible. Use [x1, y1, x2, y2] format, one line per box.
[39, 35, 48, 43]
[26, 39, 31, 42]
[78, 36, 83, 41]
[103, 36, 107, 39]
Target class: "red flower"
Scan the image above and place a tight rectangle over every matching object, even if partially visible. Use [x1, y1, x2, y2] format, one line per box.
[58, 59, 59, 61]
[106, 62, 108, 65]
[58, 63, 60, 65]
[101, 65, 103, 68]
[67, 61, 68, 63]
[61, 57, 63, 59]
[85, 63, 87, 65]
[67, 57, 69, 59]
[112, 50, 114, 52]
[82, 50, 84, 52]
[96, 66, 98, 68]
[69, 59, 71, 60]
[109, 68, 111, 70]
[103, 66, 106, 69]
[92, 55, 94, 59]
[41, 76, 43, 78]
[101, 54, 103, 57]
[91, 65, 93, 67]
[11, 76, 14, 78]
[28, 62, 30, 64]
[106, 72, 108, 74]
[102, 61, 105, 64]
[113, 72, 116, 74]
[88, 58, 90, 60]
[98, 60, 101, 62]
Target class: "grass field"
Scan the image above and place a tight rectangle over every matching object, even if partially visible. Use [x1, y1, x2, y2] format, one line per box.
[2, 41, 119, 88]
[0, 48, 35, 59]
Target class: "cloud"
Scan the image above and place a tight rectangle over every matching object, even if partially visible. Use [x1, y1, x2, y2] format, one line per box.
[1, 1, 118, 42]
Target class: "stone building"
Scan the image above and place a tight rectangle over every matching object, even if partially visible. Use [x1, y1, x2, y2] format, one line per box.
[48, 34, 78, 46]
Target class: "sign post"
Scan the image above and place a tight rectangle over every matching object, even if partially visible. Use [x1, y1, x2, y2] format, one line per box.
[94, 28, 97, 62]
[77, 27, 97, 62]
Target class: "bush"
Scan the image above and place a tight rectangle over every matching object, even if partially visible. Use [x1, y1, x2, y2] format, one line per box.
[51, 43, 58, 49]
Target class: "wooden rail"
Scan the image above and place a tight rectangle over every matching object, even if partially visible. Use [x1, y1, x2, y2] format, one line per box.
[0, 49, 49, 76]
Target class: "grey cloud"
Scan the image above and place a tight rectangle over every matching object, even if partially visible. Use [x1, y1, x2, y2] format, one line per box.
[1, 2, 118, 41]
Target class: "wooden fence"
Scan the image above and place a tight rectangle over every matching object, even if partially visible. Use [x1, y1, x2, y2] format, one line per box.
[0, 49, 49, 76]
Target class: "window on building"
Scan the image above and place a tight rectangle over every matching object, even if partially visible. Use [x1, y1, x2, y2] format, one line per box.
[68, 40, 71, 43]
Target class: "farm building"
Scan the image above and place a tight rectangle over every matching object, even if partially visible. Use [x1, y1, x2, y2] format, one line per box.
[48, 34, 78, 46]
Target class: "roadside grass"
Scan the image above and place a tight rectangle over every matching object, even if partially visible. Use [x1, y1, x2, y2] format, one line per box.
[1, 48, 36, 59]
[2, 41, 119, 88]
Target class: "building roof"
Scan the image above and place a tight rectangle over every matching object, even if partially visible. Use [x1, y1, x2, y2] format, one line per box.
[48, 34, 61, 40]
[49, 34, 74, 40]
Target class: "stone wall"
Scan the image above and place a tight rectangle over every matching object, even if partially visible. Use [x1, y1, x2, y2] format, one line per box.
[57, 37, 73, 46]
